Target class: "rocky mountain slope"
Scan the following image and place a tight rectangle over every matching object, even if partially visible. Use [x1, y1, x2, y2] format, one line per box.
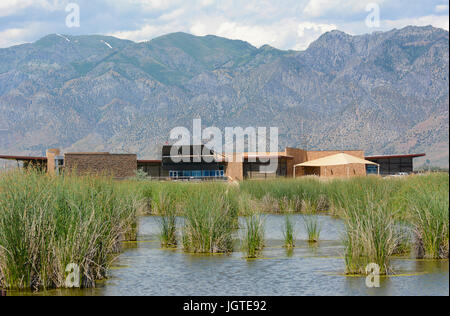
[0, 26, 448, 167]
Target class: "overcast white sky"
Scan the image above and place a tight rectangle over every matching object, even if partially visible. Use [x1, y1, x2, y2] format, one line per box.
[0, 0, 448, 49]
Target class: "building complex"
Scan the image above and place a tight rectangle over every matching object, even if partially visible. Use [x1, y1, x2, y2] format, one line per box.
[0, 145, 425, 181]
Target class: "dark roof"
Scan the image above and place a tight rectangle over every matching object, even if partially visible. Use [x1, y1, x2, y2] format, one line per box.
[365, 153, 426, 160]
[138, 160, 162, 164]
[0, 154, 47, 161]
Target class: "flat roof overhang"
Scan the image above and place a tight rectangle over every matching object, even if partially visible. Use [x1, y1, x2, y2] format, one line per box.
[244, 155, 294, 160]
[365, 153, 426, 160]
[0, 155, 47, 162]
[66, 152, 136, 157]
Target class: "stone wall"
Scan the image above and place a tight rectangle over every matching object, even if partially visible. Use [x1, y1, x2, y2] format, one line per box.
[64, 153, 137, 179]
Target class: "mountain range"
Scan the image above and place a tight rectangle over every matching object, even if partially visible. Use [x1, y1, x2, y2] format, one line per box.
[0, 26, 448, 167]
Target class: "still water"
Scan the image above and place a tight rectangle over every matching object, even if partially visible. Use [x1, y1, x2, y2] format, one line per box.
[9, 215, 449, 296]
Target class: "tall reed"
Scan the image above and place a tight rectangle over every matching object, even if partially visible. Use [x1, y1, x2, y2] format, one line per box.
[182, 187, 236, 254]
[342, 198, 402, 275]
[154, 192, 178, 248]
[303, 215, 321, 243]
[410, 190, 449, 259]
[385, 173, 449, 258]
[283, 215, 296, 248]
[0, 170, 139, 290]
[242, 214, 265, 258]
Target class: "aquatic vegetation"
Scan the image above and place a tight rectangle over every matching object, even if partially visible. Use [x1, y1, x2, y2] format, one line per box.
[1, 169, 447, 291]
[303, 215, 321, 243]
[138, 173, 448, 262]
[259, 194, 281, 213]
[283, 215, 296, 248]
[182, 191, 236, 254]
[391, 225, 412, 256]
[342, 198, 402, 275]
[300, 199, 317, 214]
[385, 173, 449, 259]
[278, 196, 301, 213]
[242, 213, 265, 258]
[155, 192, 178, 248]
[410, 190, 449, 259]
[239, 177, 329, 213]
[0, 170, 139, 290]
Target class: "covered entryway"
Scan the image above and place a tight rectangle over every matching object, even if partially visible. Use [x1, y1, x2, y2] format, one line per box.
[293, 153, 379, 178]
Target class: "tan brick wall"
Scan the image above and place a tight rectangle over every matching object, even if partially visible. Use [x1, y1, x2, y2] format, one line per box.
[46, 148, 60, 175]
[225, 154, 243, 181]
[285, 147, 308, 177]
[65, 153, 137, 178]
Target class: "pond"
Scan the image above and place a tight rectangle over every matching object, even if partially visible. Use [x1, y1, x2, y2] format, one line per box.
[8, 215, 449, 296]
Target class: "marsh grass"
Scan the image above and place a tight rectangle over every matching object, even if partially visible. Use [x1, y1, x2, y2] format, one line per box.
[2, 170, 446, 289]
[279, 196, 301, 213]
[283, 215, 296, 248]
[342, 199, 402, 275]
[392, 225, 412, 256]
[143, 173, 448, 263]
[301, 199, 317, 214]
[386, 173, 449, 259]
[303, 215, 321, 243]
[181, 187, 236, 254]
[411, 191, 449, 259]
[0, 170, 139, 290]
[154, 192, 178, 248]
[144, 174, 447, 261]
[242, 214, 265, 258]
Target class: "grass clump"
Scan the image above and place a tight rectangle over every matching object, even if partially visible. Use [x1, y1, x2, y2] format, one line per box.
[182, 189, 236, 254]
[283, 215, 296, 248]
[388, 173, 449, 259]
[242, 214, 265, 258]
[303, 215, 321, 243]
[410, 191, 449, 259]
[0, 170, 139, 291]
[155, 192, 178, 248]
[342, 199, 402, 275]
